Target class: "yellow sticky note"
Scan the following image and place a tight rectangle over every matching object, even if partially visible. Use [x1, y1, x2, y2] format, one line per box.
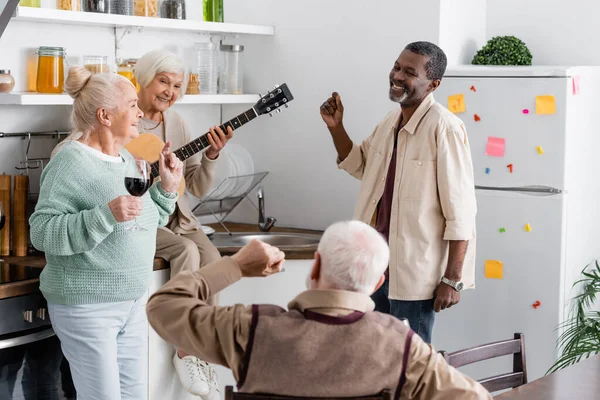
[448, 94, 466, 113]
[485, 260, 503, 279]
[536, 146, 544, 155]
[525, 224, 532, 232]
[536, 95, 556, 115]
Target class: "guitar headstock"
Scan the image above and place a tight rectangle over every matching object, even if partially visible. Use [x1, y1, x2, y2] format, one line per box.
[254, 83, 294, 116]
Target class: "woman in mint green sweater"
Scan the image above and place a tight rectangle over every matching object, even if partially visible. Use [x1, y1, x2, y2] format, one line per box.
[29, 66, 183, 400]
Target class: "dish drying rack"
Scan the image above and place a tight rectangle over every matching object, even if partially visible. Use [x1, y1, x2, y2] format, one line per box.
[192, 171, 269, 234]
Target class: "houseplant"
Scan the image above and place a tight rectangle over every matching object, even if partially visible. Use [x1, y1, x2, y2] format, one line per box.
[471, 36, 533, 66]
[547, 261, 600, 373]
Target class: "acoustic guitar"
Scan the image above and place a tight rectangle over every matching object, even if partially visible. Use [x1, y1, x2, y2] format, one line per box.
[125, 84, 294, 197]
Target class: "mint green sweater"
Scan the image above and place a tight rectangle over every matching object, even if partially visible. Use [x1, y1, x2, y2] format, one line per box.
[30, 142, 177, 305]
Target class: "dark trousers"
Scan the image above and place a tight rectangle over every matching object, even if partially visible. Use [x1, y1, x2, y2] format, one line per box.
[371, 279, 436, 343]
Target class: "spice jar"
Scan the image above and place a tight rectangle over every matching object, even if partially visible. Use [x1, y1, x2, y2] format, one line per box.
[110, 0, 134, 15]
[83, 55, 109, 74]
[0, 70, 15, 93]
[186, 73, 199, 95]
[134, 0, 158, 16]
[83, 0, 110, 13]
[36, 46, 66, 94]
[57, 0, 81, 11]
[160, 0, 185, 19]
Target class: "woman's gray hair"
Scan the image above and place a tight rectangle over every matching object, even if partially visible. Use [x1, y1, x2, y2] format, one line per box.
[134, 49, 188, 99]
[50, 66, 133, 158]
[318, 220, 389, 294]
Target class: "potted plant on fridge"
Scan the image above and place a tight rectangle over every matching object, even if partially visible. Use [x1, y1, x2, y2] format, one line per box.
[471, 36, 533, 66]
[547, 261, 600, 373]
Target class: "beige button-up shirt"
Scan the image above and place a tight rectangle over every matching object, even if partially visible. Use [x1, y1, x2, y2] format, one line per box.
[339, 94, 477, 300]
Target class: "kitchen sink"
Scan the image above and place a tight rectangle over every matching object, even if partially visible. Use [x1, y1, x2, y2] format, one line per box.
[209, 232, 321, 251]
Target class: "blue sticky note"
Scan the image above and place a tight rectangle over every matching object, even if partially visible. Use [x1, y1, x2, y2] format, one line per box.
[485, 168, 490, 174]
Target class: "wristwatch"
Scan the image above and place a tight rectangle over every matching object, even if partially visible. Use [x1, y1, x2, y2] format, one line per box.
[441, 277, 464, 292]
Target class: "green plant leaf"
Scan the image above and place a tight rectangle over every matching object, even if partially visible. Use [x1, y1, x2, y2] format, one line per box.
[547, 261, 600, 374]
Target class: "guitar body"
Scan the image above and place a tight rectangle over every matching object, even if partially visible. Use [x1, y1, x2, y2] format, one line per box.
[125, 133, 187, 197]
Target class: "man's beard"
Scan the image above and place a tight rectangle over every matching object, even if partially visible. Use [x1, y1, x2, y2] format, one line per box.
[389, 85, 410, 104]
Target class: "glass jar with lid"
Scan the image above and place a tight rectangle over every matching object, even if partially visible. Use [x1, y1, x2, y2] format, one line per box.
[57, 0, 81, 11]
[110, 0, 134, 15]
[82, 0, 110, 13]
[19, 0, 41, 8]
[218, 44, 244, 94]
[196, 42, 218, 94]
[160, 0, 185, 19]
[83, 55, 109, 74]
[117, 62, 134, 81]
[0, 70, 15, 93]
[134, 0, 158, 16]
[36, 46, 66, 94]
[202, 0, 222, 22]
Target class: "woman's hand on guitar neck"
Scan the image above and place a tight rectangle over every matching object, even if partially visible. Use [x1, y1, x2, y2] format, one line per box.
[205, 125, 234, 160]
[158, 141, 184, 193]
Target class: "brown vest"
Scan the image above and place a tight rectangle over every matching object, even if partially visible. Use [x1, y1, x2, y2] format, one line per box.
[238, 304, 414, 399]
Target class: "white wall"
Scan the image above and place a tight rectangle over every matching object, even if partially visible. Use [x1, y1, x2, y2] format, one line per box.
[439, 0, 486, 65]
[221, 0, 443, 229]
[487, 0, 599, 65]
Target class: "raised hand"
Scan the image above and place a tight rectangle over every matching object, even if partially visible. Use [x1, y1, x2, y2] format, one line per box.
[320, 92, 344, 129]
[158, 141, 183, 193]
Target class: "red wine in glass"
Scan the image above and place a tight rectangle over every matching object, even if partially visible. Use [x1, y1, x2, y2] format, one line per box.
[125, 178, 151, 197]
[124, 159, 150, 231]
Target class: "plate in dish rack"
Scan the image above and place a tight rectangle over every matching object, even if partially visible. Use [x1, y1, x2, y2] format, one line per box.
[202, 225, 216, 236]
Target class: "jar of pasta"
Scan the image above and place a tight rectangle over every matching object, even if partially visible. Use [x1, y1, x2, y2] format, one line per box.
[57, 0, 81, 11]
[83, 55, 109, 74]
[134, 0, 158, 16]
[36, 46, 66, 94]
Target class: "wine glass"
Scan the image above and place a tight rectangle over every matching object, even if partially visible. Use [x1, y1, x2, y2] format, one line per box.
[124, 159, 151, 231]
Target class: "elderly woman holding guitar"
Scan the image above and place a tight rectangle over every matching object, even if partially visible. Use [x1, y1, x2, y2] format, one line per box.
[123, 49, 232, 400]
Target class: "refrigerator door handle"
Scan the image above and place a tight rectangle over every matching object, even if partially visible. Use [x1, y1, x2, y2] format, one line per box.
[475, 185, 565, 195]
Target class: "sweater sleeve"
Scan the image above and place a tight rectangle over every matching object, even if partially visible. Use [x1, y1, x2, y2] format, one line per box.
[29, 160, 119, 256]
[149, 182, 178, 227]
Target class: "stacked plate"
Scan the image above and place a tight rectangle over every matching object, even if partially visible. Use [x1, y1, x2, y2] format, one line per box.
[205, 144, 254, 200]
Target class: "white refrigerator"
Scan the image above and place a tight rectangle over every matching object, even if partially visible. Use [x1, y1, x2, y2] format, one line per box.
[431, 66, 600, 382]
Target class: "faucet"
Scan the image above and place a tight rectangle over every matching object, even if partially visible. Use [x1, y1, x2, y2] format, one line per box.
[257, 187, 276, 232]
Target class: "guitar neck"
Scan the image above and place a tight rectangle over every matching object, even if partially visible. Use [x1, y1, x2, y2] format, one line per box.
[150, 107, 258, 179]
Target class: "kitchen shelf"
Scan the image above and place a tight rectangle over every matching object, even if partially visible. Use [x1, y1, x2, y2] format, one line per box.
[0, 93, 260, 106]
[12, 6, 274, 36]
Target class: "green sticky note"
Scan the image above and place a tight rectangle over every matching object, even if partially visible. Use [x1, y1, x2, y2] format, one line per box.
[499, 228, 506, 233]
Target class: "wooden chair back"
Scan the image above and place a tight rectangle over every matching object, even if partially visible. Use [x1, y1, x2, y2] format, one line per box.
[439, 332, 527, 393]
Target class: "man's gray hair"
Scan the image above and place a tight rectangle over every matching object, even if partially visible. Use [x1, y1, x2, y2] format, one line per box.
[134, 49, 188, 98]
[318, 220, 389, 294]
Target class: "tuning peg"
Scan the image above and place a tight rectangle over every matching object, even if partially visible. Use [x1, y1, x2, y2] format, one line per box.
[284, 104, 289, 108]
[258, 93, 263, 97]
[269, 112, 273, 117]
[276, 109, 282, 113]
[273, 84, 280, 89]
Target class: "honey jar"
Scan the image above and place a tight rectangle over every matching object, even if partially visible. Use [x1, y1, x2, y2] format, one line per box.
[36, 46, 66, 94]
